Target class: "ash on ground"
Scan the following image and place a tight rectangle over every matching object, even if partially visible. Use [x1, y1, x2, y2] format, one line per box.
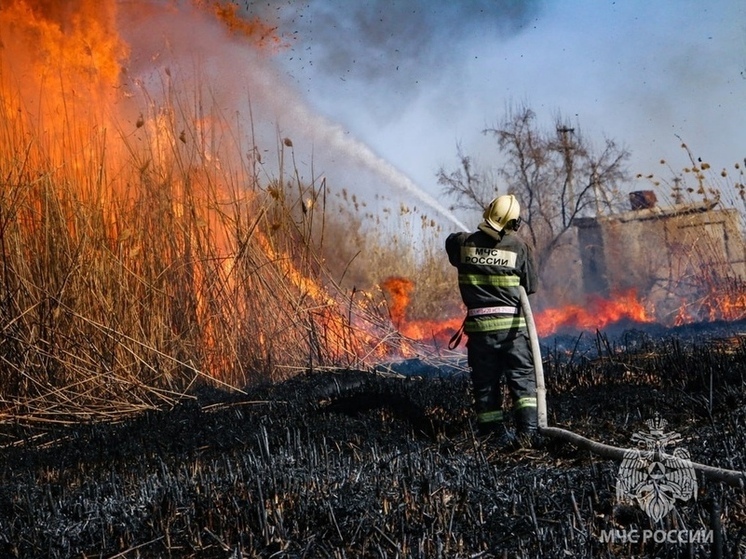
[2, 324, 746, 558]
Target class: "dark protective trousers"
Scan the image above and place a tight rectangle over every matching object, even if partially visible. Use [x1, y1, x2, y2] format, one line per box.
[467, 331, 538, 436]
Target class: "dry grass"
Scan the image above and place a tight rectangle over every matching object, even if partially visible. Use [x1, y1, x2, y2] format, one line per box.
[316, 192, 461, 323]
[0, 84, 420, 422]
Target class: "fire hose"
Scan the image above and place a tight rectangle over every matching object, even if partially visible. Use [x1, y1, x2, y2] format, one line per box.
[518, 286, 746, 488]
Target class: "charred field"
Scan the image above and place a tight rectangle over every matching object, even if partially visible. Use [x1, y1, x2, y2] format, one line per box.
[2, 322, 746, 559]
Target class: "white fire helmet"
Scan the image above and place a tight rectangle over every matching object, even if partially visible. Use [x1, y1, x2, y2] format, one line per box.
[483, 194, 521, 231]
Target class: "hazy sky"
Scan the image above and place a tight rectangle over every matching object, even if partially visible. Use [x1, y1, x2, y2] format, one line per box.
[250, 0, 745, 224]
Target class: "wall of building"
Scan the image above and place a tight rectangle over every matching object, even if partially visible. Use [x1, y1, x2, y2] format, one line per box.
[573, 195, 746, 322]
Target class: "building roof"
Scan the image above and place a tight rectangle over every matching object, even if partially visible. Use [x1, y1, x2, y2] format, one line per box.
[574, 197, 721, 228]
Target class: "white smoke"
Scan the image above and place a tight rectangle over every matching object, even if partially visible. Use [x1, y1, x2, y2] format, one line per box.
[277, 98, 470, 232]
[118, 1, 469, 232]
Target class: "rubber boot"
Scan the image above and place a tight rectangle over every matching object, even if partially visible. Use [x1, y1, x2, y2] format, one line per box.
[514, 406, 542, 449]
[492, 423, 519, 450]
[476, 420, 499, 438]
[475, 419, 517, 449]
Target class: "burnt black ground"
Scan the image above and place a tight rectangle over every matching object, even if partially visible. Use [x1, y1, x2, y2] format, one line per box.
[1, 323, 746, 558]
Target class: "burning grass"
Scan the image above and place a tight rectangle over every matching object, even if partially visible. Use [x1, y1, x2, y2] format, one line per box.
[0, 71, 421, 422]
[0, 0, 467, 423]
[0, 0, 462, 428]
[1, 328, 746, 558]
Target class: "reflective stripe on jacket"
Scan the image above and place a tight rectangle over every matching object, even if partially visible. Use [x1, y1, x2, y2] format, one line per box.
[446, 229, 537, 335]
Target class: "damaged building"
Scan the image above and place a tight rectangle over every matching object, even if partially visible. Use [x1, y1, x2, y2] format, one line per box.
[573, 191, 746, 322]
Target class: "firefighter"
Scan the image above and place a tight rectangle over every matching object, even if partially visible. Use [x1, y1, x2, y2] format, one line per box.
[445, 194, 539, 448]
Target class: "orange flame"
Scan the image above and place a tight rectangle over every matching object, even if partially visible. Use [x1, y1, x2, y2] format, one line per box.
[0, 0, 128, 131]
[0, 0, 127, 83]
[381, 276, 414, 326]
[382, 274, 746, 345]
[534, 290, 654, 337]
[380, 277, 463, 349]
[0, 0, 390, 379]
[674, 283, 746, 326]
[380, 279, 658, 345]
[196, 1, 287, 50]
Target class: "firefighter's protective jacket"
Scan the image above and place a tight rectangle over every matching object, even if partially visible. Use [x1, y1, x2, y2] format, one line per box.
[445, 228, 538, 337]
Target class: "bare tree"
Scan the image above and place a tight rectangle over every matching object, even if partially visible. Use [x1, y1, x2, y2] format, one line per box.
[436, 144, 487, 212]
[439, 105, 630, 269]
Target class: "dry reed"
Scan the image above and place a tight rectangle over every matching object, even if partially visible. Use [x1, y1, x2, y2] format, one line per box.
[0, 83, 402, 423]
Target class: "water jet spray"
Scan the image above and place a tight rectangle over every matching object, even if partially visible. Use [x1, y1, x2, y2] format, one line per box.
[282, 100, 469, 233]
